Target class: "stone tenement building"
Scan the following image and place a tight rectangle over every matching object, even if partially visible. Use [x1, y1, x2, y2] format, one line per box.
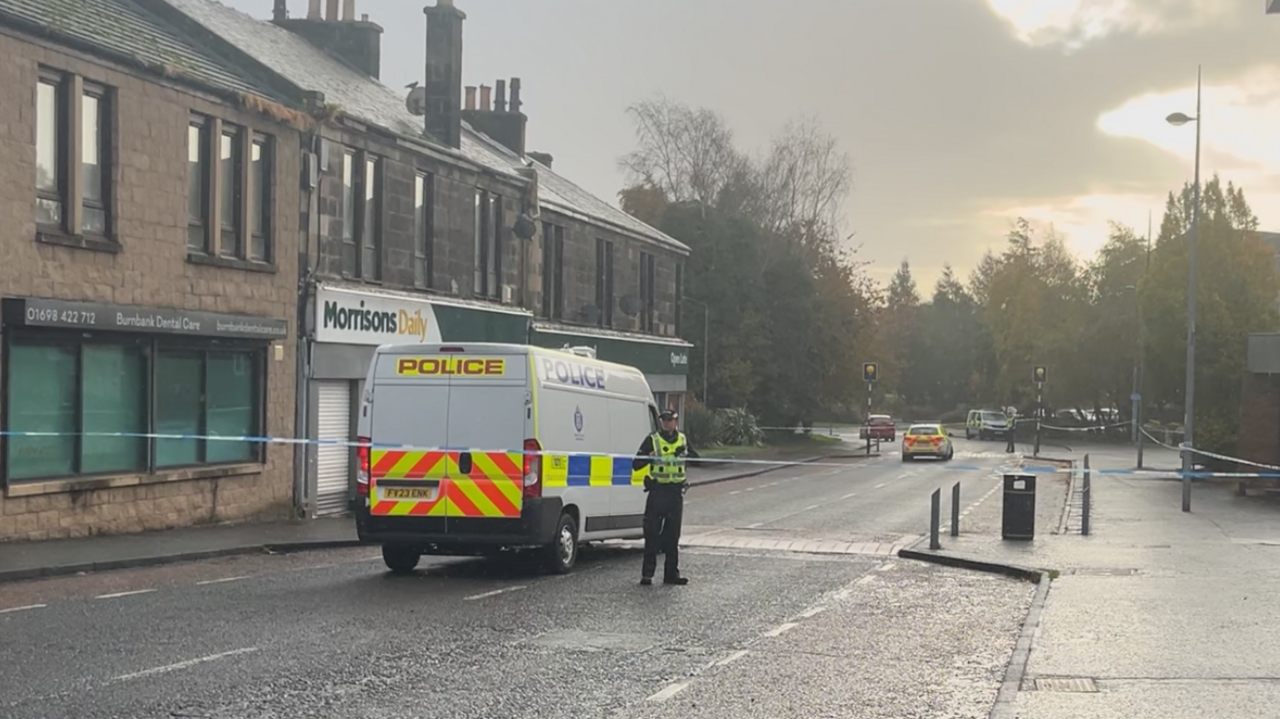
[0, 0, 692, 540]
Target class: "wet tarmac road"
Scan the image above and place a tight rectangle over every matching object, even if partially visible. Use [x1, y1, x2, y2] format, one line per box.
[0, 438, 1038, 719]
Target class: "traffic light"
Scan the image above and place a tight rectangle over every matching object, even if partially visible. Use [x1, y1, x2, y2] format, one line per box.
[1033, 366, 1047, 384]
[863, 362, 878, 383]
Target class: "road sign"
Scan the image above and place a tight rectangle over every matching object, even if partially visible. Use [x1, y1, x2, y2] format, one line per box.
[1033, 366, 1047, 384]
[863, 362, 878, 383]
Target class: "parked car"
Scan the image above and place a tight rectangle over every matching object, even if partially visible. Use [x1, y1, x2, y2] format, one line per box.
[860, 414, 896, 442]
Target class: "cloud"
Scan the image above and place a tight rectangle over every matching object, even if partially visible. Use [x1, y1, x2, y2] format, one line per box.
[985, 0, 1239, 50]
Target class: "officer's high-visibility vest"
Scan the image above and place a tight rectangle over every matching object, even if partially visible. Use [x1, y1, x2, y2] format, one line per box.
[650, 431, 688, 484]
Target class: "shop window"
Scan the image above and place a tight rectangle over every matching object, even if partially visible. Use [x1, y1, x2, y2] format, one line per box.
[156, 349, 259, 467]
[3, 336, 262, 483]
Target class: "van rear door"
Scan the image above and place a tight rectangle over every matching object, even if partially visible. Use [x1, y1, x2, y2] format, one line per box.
[368, 351, 453, 518]
[443, 349, 529, 520]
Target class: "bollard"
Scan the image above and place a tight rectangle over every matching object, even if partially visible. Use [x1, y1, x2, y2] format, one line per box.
[930, 488, 942, 550]
[950, 482, 961, 537]
[1082, 454, 1091, 536]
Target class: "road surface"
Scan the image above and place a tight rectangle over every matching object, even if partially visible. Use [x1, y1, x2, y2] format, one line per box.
[0, 437, 1044, 719]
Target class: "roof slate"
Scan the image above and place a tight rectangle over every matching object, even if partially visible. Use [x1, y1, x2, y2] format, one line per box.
[0, 0, 267, 96]
[159, 0, 688, 252]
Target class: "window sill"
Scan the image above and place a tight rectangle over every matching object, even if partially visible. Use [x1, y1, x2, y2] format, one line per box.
[4, 463, 265, 498]
[187, 253, 277, 274]
[37, 230, 120, 254]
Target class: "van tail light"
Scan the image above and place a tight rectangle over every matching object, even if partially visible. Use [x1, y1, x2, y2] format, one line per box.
[522, 438, 543, 498]
[356, 437, 371, 497]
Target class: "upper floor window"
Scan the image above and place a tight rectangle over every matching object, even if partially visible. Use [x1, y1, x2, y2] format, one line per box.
[340, 150, 380, 280]
[187, 115, 273, 264]
[473, 190, 502, 299]
[414, 173, 435, 288]
[675, 262, 685, 337]
[360, 155, 381, 280]
[341, 150, 356, 276]
[35, 70, 113, 240]
[596, 238, 615, 329]
[542, 222, 565, 320]
[639, 251, 656, 333]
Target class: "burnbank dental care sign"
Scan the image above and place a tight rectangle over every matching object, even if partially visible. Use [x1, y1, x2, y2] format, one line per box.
[315, 286, 444, 346]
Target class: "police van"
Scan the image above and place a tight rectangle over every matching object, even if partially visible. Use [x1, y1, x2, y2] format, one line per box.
[355, 342, 662, 575]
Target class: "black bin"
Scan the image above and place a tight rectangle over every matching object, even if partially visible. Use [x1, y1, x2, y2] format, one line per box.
[1001, 474, 1036, 540]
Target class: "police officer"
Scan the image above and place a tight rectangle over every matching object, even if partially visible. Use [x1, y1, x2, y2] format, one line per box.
[633, 409, 699, 586]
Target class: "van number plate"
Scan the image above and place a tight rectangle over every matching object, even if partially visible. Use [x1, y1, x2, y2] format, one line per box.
[383, 487, 435, 500]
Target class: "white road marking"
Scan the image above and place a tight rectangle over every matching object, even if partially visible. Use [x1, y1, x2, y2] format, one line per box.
[831, 588, 854, 601]
[114, 647, 259, 682]
[647, 682, 690, 703]
[0, 604, 47, 614]
[763, 622, 799, 637]
[745, 487, 756, 492]
[729, 490, 741, 495]
[744, 522, 764, 529]
[797, 606, 826, 619]
[196, 575, 250, 586]
[896, 472, 913, 479]
[714, 649, 751, 666]
[877, 562, 896, 572]
[463, 585, 528, 601]
[874, 483, 887, 489]
[95, 589, 156, 600]
[856, 575, 876, 585]
[804, 504, 819, 511]
[841, 492, 858, 500]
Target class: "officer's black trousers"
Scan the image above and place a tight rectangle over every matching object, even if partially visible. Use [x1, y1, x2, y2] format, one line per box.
[642, 484, 684, 579]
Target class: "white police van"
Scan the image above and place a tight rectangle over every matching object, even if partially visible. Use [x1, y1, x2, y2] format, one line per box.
[355, 343, 661, 574]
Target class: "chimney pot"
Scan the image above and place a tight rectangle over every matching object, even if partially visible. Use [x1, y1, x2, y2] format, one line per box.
[510, 78, 522, 113]
[494, 79, 507, 113]
[307, 0, 321, 19]
[479, 84, 492, 112]
[273, 0, 288, 21]
[326, 0, 339, 21]
[342, 0, 354, 21]
[464, 86, 477, 111]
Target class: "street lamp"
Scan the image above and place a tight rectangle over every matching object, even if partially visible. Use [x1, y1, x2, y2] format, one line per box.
[1165, 65, 1202, 513]
[681, 296, 710, 406]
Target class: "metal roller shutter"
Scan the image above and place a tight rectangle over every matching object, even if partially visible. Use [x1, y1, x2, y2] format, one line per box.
[315, 381, 352, 516]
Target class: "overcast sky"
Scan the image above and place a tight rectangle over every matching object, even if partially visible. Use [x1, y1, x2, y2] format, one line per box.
[249, 0, 1280, 288]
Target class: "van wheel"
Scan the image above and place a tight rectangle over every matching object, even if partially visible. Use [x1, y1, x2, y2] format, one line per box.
[382, 545, 420, 574]
[544, 512, 579, 575]
[965, 429, 972, 440]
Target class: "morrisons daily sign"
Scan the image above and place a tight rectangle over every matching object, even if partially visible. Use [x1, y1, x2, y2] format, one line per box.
[314, 286, 443, 346]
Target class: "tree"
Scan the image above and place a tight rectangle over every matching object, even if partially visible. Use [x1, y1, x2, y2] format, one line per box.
[1142, 176, 1279, 453]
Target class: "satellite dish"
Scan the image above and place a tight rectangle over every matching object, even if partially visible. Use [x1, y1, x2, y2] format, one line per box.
[618, 294, 640, 317]
[406, 86, 427, 117]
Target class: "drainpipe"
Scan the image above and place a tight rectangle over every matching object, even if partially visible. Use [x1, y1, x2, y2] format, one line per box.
[294, 131, 321, 520]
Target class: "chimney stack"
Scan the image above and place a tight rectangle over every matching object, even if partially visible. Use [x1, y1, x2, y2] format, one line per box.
[423, 0, 466, 148]
[494, 79, 507, 113]
[464, 86, 477, 111]
[273, 0, 288, 21]
[461, 76, 528, 157]
[276, 0, 384, 78]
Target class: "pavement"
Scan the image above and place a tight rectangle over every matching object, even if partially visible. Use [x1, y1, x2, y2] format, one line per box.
[909, 446, 1280, 719]
[0, 436, 1035, 719]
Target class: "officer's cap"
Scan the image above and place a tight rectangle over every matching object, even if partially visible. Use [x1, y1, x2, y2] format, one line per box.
[658, 410, 678, 421]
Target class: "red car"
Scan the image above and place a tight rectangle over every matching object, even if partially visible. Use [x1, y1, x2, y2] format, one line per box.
[860, 414, 896, 442]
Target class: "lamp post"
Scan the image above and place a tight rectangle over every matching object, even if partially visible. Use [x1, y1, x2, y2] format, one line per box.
[681, 296, 710, 405]
[1166, 65, 1202, 513]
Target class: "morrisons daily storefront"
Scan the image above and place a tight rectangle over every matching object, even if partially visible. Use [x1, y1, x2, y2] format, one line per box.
[300, 284, 531, 515]
[529, 323, 693, 419]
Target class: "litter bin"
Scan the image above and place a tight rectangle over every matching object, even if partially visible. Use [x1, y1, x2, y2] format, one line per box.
[1002, 474, 1035, 540]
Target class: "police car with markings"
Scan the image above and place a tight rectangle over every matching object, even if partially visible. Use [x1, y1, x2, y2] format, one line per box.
[355, 343, 662, 575]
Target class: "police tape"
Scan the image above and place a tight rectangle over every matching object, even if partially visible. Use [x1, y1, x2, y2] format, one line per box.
[1, 429, 1275, 480]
